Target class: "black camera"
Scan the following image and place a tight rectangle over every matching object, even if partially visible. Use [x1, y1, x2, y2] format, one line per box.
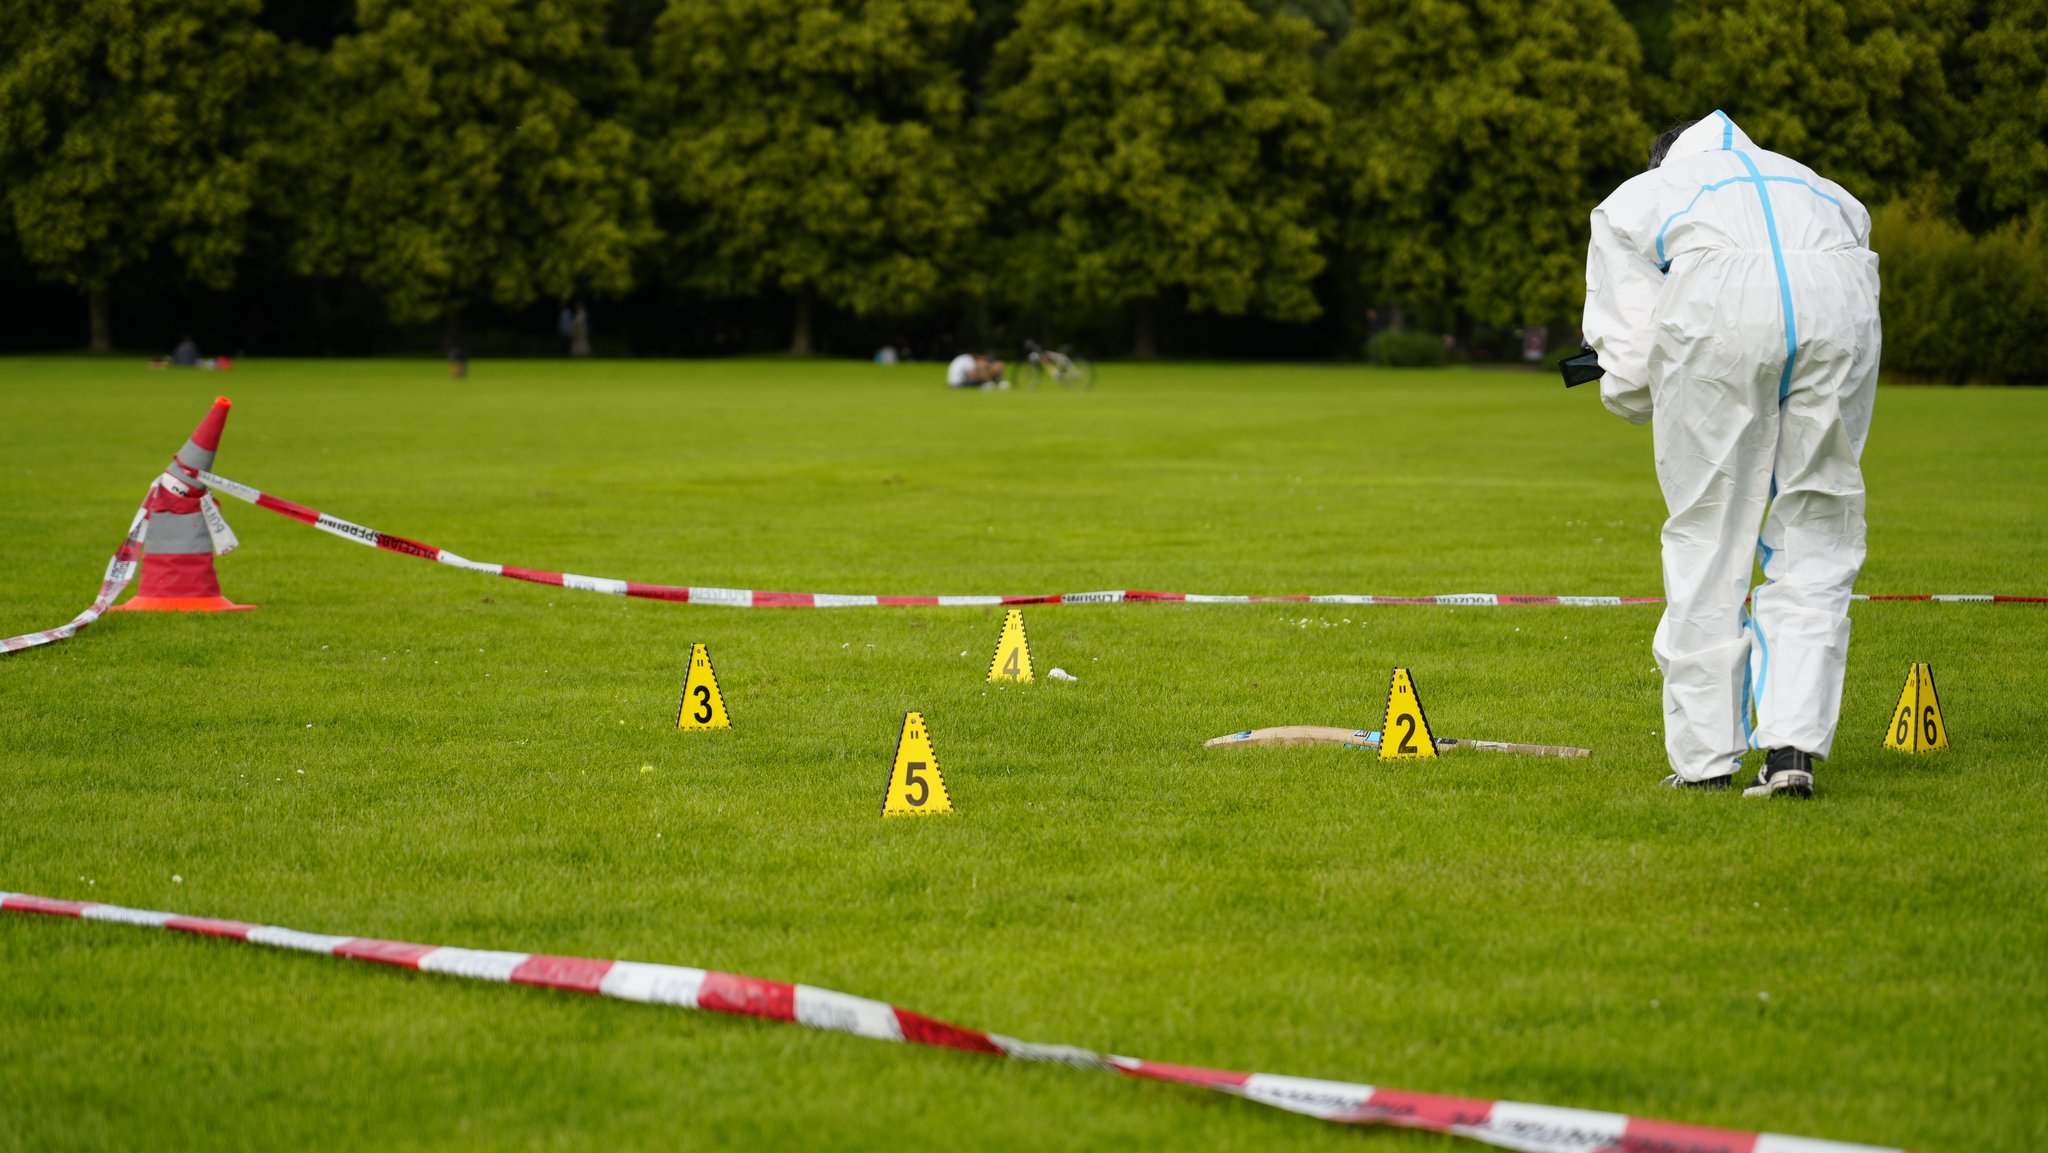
[1558, 345, 1605, 389]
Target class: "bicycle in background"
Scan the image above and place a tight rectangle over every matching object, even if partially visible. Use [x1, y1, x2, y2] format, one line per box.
[1018, 340, 1095, 389]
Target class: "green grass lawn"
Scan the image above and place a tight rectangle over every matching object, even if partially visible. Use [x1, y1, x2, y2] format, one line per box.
[3, 358, 2044, 1152]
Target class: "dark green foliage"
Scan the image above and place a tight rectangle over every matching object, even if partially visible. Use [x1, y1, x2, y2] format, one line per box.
[0, 0, 279, 340]
[1663, 0, 2047, 382]
[642, 0, 983, 350]
[1957, 0, 2048, 228]
[1329, 0, 1647, 331]
[981, 0, 1331, 345]
[605, 0, 668, 47]
[959, 0, 1024, 87]
[1668, 0, 1970, 206]
[284, 0, 656, 330]
[0, 0, 2042, 378]
[258, 0, 354, 47]
[1614, 0, 1675, 75]
[1256, 0, 1352, 47]
[1614, 0, 1680, 120]
[1364, 328, 1448, 366]
[1871, 198, 2048, 384]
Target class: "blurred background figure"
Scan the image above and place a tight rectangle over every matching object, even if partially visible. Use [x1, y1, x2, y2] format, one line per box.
[945, 351, 1007, 389]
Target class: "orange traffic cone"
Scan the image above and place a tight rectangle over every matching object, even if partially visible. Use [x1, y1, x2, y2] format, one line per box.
[113, 396, 255, 613]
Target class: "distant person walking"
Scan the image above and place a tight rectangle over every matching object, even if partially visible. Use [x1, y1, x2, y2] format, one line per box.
[1582, 111, 1881, 798]
[558, 304, 575, 356]
[570, 303, 591, 357]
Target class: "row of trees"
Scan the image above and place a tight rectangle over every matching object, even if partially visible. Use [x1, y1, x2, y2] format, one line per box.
[1, 0, 2043, 370]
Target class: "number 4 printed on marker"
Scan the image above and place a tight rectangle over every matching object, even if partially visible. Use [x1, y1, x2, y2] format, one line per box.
[987, 609, 1034, 683]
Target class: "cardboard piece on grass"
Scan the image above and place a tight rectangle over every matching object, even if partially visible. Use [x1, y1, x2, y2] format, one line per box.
[1203, 725, 1592, 758]
[1883, 662, 1948, 752]
[881, 711, 953, 816]
[987, 608, 1034, 683]
[675, 643, 732, 730]
[1378, 668, 1438, 759]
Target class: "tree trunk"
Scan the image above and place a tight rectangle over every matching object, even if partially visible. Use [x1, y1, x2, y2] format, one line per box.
[88, 287, 111, 353]
[790, 290, 813, 356]
[1131, 301, 1158, 360]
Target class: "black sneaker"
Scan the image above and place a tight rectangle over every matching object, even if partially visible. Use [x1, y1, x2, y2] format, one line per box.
[1662, 772, 1732, 790]
[1744, 748, 1815, 798]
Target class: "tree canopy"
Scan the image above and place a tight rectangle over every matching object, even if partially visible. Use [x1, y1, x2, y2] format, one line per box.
[286, 0, 654, 334]
[982, 0, 1331, 355]
[0, 0, 2042, 380]
[1329, 0, 1647, 330]
[1668, 0, 1969, 207]
[1957, 0, 2047, 227]
[0, 0, 279, 348]
[643, 0, 983, 353]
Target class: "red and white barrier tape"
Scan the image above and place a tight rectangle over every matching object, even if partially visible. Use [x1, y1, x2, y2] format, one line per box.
[195, 472, 2044, 611]
[6, 470, 2040, 654]
[2, 892, 1910, 1153]
[1, 488, 153, 654]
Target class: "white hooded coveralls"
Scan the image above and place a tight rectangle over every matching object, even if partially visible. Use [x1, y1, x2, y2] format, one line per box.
[1583, 112, 1881, 782]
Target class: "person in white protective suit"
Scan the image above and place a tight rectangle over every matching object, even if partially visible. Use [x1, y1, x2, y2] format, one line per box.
[1582, 110, 1881, 797]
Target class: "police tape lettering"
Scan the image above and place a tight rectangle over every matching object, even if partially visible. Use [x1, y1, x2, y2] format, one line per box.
[0, 892, 1915, 1153]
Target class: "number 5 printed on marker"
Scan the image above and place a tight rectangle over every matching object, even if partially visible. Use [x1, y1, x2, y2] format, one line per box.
[882, 712, 953, 816]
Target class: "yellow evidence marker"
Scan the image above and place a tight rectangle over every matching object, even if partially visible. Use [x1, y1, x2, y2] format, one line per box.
[881, 711, 953, 816]
[1378, 668, 1439, 759]
[1883, 662, 1949, 752]
[675, 643, 732, 730]
[987, 608, 1034, 683]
